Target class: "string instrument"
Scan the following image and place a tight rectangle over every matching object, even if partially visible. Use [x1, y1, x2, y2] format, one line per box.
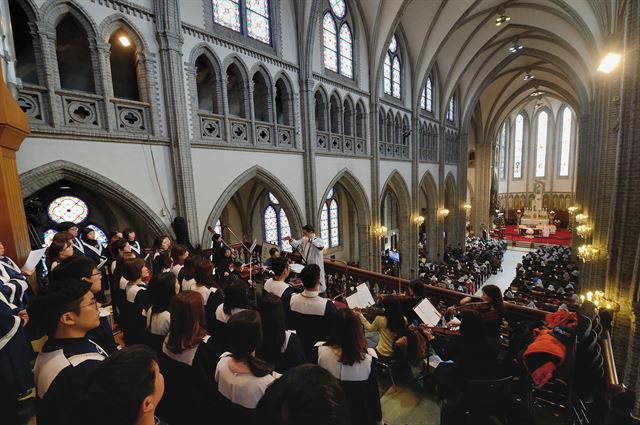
[449, 301, 493, 314]
[207, 225, 238, 258]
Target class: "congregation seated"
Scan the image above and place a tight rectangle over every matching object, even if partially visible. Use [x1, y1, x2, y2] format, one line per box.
[79, 345, 165, 425]
[49, 256, 118, 354]
[215, 310, 280, 425]
[28, 279, 108, 425]
[317, 308, 382, 425]
[122, 259, 150, 345]
[142, 272, 178, 355]
[256, 294, 306, 373]
[287, 264, 337, 362]
[191, 259, 224, 329]
[158, 291, 221, 424]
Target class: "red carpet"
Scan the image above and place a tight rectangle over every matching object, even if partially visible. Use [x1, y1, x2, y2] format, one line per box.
[496, 225, 572, 246]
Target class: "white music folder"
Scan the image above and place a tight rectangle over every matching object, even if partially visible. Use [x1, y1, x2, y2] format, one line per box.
[413, 298, 442, 327]
[346, 284, 376, 309]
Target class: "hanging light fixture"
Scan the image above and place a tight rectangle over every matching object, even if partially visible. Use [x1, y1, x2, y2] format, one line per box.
[523, 72, 534, 81]
[495, 6, 511, 26]
[118, 35, 131, 47]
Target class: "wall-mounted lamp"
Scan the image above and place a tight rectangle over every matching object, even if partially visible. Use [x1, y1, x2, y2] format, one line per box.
[577, 244, 599, 263]
[438, 208, 450, 218]
[567, 206, 578, 215]
[576, 224, 592, 239]
[463, 203, 472, 211]
[372, 225, 387, 237]
[118, 35, 131, 47]
[597, 52, 622, 74]
[575, 213, 588, 224]
[413, 215, 425, 225]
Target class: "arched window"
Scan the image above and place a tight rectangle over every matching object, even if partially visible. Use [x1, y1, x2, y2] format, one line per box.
[109, 31, 140, 100]
[343, 100, 353, 136]
[56, 15, 95, 93]
[320, 188, 340, 247]
[10, 1, 38, 85]
[213, 0, 271, 45]
[513, 114, 524, 178]
[195, 55, 220, 114]
[498, 123, 507, 180]
[322, 1, 353, 78]
[226, 63, 247, 118]
[263, 192, 292, 251]
[420, 76, 433, 112]
[535, 111, 548, 177]
[252, 71, 270, 122]
[314, 90, 327, 131]
[559, 107, 572, 176]
[330, 95, 340, 133]
[355, 103, 365, 138]
[384, 34, 401, 98]
[446, 96, 455, 122]
[275, 78, 292, 125]
[47, 196, 89, 224]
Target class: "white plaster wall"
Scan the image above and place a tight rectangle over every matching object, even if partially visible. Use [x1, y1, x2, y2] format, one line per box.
[379, 160, 412, 195]
[190, 148, 305, 233]
[418, 163, 439, 190]
[279, 0, 299, 64]
[314, 156, 371, 207]
[16, 137, 175, 227]
[444, 165, 458, 184]
[179, 1, 206, 29]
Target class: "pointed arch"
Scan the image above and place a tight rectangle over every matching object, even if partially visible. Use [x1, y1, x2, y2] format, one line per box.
[342, 96, 355, 136]
[314, 85, 329, 132]
[200, 166, 304, 246]
[20, 160, 171, 237]
[419, 170, 438, 261]
[223, 55, 251, 118]
[274, 72, 294, 126]
[355, 99, 366, 139]
[251, 65, 273, 123]
[380, 170, 412, 276]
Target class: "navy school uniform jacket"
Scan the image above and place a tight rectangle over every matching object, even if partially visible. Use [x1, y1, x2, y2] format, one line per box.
[263, 278, 301, 309]
[0, 298, 34, 405]
[286, 290, 337, 362]
[33, 337, 107, 425]
[190, 284, 224, 334]
[122, 282, 150, 345]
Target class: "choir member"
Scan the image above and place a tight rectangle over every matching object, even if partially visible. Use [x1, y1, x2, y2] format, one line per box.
[285, 224, 326, 292]
[154, 251, 173, 276]
[256, 364, 349, 425]
[151, 235, 173, 275]
[159, 291, 220, 425]
[46, 232, 74, 271]
[191, 260, 224, 331]
[257, 294, 306, 373]
[355, 298, 406, 359]
[49, 256, 118, 354]
[317, 308, 382, 425]
[123, 228, 144, 259]
[79, 345, 166, 425]
[0, 241, 32, 308]
[263, 258, 299, 308]
[143, 272, 179, 355]
[215, 247, 234, 282]
[169, 244, 189, 278]
[122, 259, 150, 345]
[0, 293, 33, 425]
[80, 227, 106, 265]
[109, 239, 134, 322]
[215, 310, 279, 424]
[288, 264, 337, 362]
[29, 279, 108, 425]
[178, 254, 201, 291]
[57, 222, 85, 256]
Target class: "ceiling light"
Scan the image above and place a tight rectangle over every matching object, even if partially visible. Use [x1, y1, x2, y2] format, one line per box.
[597, 52, 621, 73]
[59, 185, 70, 190]
[523, 72, 534, 81]
[509, 43, 523, 54]
[118, 35, 131, 47]
[496, 14, 511, 26]
[530, 91, 544, 97]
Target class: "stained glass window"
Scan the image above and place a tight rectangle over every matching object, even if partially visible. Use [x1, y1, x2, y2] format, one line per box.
[384, 34, 401, 98]
[560, 107, 572, 176]
[420, 88, 426, 110]
[383, 55, 392, 95]
[498, 123, 507, 180]
[44, 229, 58, 246]
[214, 0, 241, 32]
[389, 34, 397, 53]
[323, 2, 353, 79]
[323, 13, 338, 72]
[47, 196, 89, 224]
[247, 0, 271, 44]
[425, 77, 433, 111]
[264, 205, 278, 245]
[447, 96, 455, 122]
[86, 224, 108, 246]
[535, 111, 548, 177]
[339, 24, 353, 78]
[392, 57, 401, 98]
[329, 0, 346, 17]
[513, 114, 524, 178]
[213, 0, 271, 45]
[264, 192, 292, 251]
[320, 187, 339, 248]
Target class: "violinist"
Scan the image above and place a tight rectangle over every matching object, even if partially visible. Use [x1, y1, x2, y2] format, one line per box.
[354, 298, 406, 359]
[452, 284, 505, 339]
[211, 233, 227, 266]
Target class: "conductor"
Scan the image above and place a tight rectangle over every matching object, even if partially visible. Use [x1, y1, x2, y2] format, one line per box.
[284, 224, 326, 293]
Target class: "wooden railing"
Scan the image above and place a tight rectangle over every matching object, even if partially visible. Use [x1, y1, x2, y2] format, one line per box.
[601, 330, 638, 424]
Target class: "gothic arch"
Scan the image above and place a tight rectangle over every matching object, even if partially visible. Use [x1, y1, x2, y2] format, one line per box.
[11, 0, 39, 21]
[188, 43, 224, 73]
[419, 170, 438, 261]
[318, 168, 372, 268]
[20, 160, 171, 237]
[444, 172, 459, 245]
[98, 14, 149, 51]
[380, 170, 412, 277]
[200, 166, 305, 246]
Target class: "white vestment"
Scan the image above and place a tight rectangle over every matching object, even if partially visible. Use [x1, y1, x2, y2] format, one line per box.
[290, 236, 326, 292]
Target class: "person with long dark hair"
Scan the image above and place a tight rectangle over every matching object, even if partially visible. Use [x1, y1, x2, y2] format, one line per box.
[356, 298, 406, 359]
[215, 310, 279, 424]
[143, 272, 179, 354]
[151, 235, 172, 275]
[179, 254, 202, 291]
[109, 240, 134, 324]
[159, 291, 220, 425]
[317, 308, 382, 425]
[263, 258, 300, 309]
[46, 232, 74, 271]
[257, 294, 306, 373]
[121, 259, 150, 345]
[191, 260, 224, 333]
[169, 244, 189, 278]
[458, 284, 506, 338]
[122, 228, 143, 259]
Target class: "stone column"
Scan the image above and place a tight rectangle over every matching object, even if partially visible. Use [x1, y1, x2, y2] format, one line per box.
[410, 114, 419, 279]
[370, 99, 381, 272]
[153, 0, 199, 240]
[436, 123, 446, 262]
[298, 77, 317, 226]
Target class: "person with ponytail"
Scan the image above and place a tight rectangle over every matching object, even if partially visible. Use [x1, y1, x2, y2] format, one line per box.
[191, 260, 224, 333]
[158, 291, 220, 425]
[215, 310, 280, 424]
[142, 272, 179, 354]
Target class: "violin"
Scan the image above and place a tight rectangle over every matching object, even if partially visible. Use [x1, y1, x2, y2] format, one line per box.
[207, 225, 239, 258]
[449, 300, 492, 314]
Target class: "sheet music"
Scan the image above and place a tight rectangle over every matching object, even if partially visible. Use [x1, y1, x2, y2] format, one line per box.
[413, 298, 442, 327]
[22, 248, 46, 271]
[289, 263, 304, 274]
[346, 284, 375, 309]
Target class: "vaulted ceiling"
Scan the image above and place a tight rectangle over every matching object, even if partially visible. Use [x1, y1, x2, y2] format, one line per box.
[300, 0, 626, 141]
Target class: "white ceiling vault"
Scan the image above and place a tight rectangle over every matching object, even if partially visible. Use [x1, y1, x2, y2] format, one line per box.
[298, 0, 626, 142]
